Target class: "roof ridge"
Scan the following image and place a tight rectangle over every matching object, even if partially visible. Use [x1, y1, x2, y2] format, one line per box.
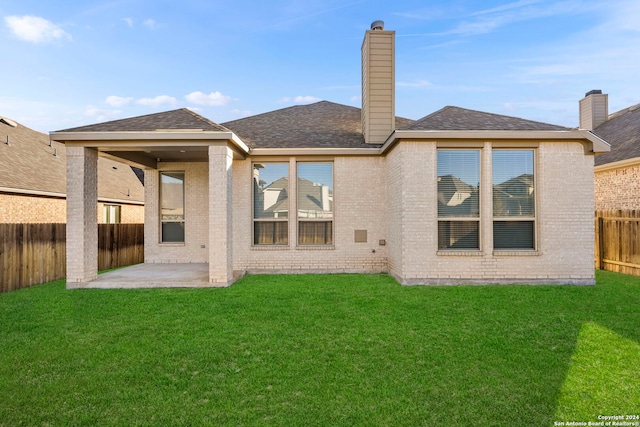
[450, 105, 568, 128]
[222, 101, 330, 125]
[608, 103, 640, 120]
[181, 108, 230, 131]
[405, 105, 567, 131]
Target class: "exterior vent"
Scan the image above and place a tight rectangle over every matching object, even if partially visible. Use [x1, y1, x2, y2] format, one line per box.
[0, 117, 18, 127]
[371, 20, 384, 30]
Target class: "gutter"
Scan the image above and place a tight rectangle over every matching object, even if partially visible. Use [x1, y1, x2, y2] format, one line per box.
[0, 186, 144, 204]
[595, 157, 640, 173]
[379, 130, 611, 155]
[50, 130, 251, 156]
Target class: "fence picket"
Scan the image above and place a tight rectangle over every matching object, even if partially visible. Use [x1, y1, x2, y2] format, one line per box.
[0, 223, 143, 292]
[595, 210, 640, 276]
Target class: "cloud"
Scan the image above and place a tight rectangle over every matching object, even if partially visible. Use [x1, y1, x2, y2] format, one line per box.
[105, 96, 133, 107]
[143, 19, 157, 29]
[278, 96, 321, 104]
[136, 95, 178, 107]
[470, 0, 542, 16]
[185, 91, 231, 106]
[397, 79, 433, 88]
[123, 18, 133, 27]
[230, 109, 252, 118]
[4, 15, 71, 44]
[438, 0, 583, 37]
[84, 106, 122, 122]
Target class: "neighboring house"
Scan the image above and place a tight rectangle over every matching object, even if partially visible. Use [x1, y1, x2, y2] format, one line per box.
[0, 116, 144, 223]
[578, 90, 640, 210]
[51, 21, 609, 288]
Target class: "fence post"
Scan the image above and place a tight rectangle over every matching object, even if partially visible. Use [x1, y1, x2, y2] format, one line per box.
[597, 216, 604, 270]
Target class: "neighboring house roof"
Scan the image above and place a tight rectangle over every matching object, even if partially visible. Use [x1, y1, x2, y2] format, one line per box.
[0, 117, 144, 203]
[58, 108, 229, 132]
[259, 177, 333, 214]
[403, 106, 569, 131]
[592, 104, 640, 166]
[223, 101, 414, 149]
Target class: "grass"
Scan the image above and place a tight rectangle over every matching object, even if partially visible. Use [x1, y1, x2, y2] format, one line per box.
[0, 271, 639, 426]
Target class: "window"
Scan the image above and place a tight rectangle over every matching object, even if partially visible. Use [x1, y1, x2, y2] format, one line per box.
[437, 150, 480, 250]
[297, 162, 333, 245]
[493, 150, 535, 249]
[160, 171, 185, 243]
[253, 163, 289, 245]
[103, 205, 121, 224]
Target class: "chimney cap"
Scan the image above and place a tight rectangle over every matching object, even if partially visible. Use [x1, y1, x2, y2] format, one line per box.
[585, 89, 603, 97]
[371, 20, 384, 30]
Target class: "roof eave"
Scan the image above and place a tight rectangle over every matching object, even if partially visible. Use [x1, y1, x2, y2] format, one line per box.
[380, 130, 611, 154]
[49, 130, 250, 155]
[248, 147, 382, 156]
[595, 157, 640, 172]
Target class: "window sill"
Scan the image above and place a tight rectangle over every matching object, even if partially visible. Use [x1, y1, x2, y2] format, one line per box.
[159, 242, 185, 246]
[437, 250, 484, 256]
[296, 245, 335, 251]
[493, 250, 540, 256]
[251, 245, 290, 251]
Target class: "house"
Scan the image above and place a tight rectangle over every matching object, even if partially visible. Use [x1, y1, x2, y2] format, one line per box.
[579, 90, 640, 210]
[0, 116, 144, 223]
[50, 21, 609, 288]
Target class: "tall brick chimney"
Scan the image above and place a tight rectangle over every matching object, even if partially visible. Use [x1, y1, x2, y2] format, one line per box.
[579, 89, 608, 130]
[362, 20, 395, 144]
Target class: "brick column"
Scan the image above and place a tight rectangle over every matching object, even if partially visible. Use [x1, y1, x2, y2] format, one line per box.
[66, 146, 98, 287]
[481, 142, 494, 252]
[208, 145, 233, 286]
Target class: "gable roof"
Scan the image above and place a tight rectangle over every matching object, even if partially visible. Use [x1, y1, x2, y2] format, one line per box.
[592, 104, 640, 166]
[403, 106, 569, 131]
[223, 101, 414, 149]
[0, 118, 144, 202]
[57, 108, 229, 132]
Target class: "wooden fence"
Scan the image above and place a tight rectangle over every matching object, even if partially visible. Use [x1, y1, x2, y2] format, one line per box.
[0, 223, 144, 293]
[595, 210, 640, 275]
[98, 223, 145, 271]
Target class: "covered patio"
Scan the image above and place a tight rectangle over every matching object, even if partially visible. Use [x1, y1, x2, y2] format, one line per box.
[50, 109, 249, 289]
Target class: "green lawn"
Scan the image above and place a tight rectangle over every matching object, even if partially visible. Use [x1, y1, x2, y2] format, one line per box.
[1, 271, 639, 426]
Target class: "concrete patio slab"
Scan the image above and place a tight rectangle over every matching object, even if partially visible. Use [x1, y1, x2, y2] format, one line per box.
[70, 263, 216, 289]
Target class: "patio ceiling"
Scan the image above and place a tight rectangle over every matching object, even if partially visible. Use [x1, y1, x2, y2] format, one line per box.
[50, 130, 249, 169]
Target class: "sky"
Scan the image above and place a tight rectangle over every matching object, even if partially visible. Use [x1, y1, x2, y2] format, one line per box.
[2, 0, 640, 133]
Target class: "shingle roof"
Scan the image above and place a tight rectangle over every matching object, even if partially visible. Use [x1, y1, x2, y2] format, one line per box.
[57, 108, 229, 132]
[402, 106, 569, 131]
[222, 101, 414, 149]
[0, 118, 144, 202]
[593, 104, 640, 166]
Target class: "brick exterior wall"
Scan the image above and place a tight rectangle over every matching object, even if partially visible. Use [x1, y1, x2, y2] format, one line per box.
[386, 140, 595, 285]
[232, 156, 388, 274]
[595, 163, 640, 210]
[136, 139, 596, 286]
[144, 162, 209, 264]
[98, 202, 144, 224]
[0, 194, 66, 223]
[0, 195, 143, 224]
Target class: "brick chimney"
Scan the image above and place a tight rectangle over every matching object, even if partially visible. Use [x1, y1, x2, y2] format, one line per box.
[579, 89, 608, 130]
[362, 20, 395, 144]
